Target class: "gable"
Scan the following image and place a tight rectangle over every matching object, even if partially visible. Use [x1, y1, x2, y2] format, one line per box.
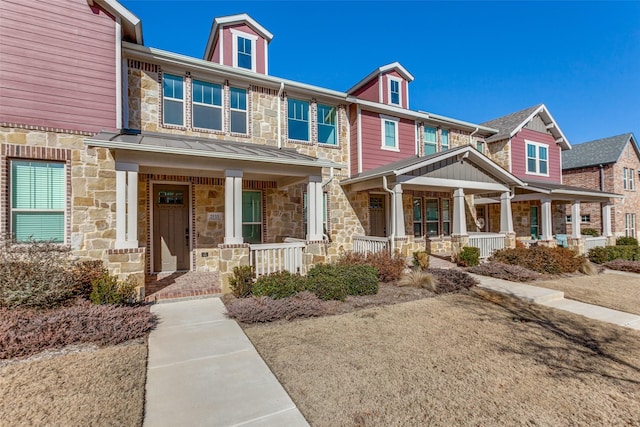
[524, 114, 550, 134]
[406, 156, 502, 185]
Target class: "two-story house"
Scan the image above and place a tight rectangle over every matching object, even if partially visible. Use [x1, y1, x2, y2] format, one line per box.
[562, 133, 639, 238]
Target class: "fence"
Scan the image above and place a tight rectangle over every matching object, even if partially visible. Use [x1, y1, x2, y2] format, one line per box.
[584, 236, 607, 251]
[352, 236, 390, 254]
[468, 233, 505, 258]
[249, 242, 306, 277]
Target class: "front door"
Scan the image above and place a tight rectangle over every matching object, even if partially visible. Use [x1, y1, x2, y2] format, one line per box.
[369, 195, 386, 237]
[530, 206, 539, 238]
[153, 184, 190, 272]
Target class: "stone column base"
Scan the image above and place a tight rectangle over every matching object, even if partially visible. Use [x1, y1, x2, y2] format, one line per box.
[303, 242, 328, 275]
[503, 233, 516, 249]
[451, 234, 470, 263]
[218, 244, 250, 294]
[567, 237, 586, 255]
[605, 236, 617, 247]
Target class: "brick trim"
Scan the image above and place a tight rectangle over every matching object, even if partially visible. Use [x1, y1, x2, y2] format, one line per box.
[107, 248, 145, 254]
[218, 243, 250, 249]
[127, 59, 159, 73]
[0, 123, 94, 136]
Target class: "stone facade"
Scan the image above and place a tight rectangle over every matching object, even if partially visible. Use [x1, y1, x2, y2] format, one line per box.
[486, 139, 511, 170]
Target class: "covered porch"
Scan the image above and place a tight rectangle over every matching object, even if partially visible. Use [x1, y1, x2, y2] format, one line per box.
[341, 145, 525, 260]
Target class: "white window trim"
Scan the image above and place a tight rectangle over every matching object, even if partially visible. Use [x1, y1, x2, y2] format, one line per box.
[440, 128, 450, 151]
[191, 80, 223, 132]
[525, 139, 550, 177]
[287, 98, 311, 142]
[229, 86, 248, 135]
[230, 29, 258, 72]
[387, 75, 403, 106]
[316, 103, 339, 146]
[162, 73, 185, 127]
[380, 115, 400, 152]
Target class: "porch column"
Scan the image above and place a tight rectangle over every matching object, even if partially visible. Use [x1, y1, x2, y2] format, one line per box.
[540, 198, 553, 240]
[307, 176, 323, 241]
[452, 188, 467, 235]
[499, 191, 514, 233]
[602, 202, 613, 237]
[571, 200, 581, 238]
[115, 162, 139, 249]
[224, 169, 244, 244]
[393, 183, 406, 238]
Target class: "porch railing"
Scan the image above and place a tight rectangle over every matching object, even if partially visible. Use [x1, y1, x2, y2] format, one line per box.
[585, 236, 607, 251]
[353, 236, 390, 254]
[468, 233, 505, 259]
[249, 242, 306, 277]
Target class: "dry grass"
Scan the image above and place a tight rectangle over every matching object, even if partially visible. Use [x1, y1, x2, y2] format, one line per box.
[0, 342, 147, 426]
[246, 291, 640, 426]
[535, 272, 640, 315]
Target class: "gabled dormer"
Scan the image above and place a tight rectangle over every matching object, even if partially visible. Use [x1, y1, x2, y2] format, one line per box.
[347, 62, 414, 109]
[203, 14, 273, 74]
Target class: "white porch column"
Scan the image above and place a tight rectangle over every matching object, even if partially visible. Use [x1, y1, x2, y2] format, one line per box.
[541, 198, 553, 240]
[393, 183, 406, 238]
[499, 191, 514, 233]
[452, 188, 467, 235]
[224, 169, 244, 244]
[307, 176, 323, 241]
[115, 162, 139, 248]
[602, 202, 613, 237]
[571, 200, 581, 238]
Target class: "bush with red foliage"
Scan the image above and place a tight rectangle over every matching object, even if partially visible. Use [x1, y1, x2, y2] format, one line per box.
[337, 250, 407, 283]
[226, 291, 326, 324]
[490, 246, 584, 274]
[0, 300, 156, 360]
[427, 268, 478, 294]
[603, 260, 640, 274]
[466, 262, 542, 282]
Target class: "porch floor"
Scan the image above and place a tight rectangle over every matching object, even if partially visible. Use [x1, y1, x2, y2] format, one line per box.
[145, 271, 221, 302]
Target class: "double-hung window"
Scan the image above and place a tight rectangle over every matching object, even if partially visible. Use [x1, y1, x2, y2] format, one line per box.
[288, 99, 310, 141]
[381, 116, 399, 150]
[425, 199, 439, 237]
[526, 141, 548, 175]
[242, 191, 262, 243]
[441, 129, 449, 151]
[192, 80, 222, 131]
[11, 160, 65, 243]
[412, 198, 422, 237]
[424, 126, 437, 155]
[441, 199, 451, 236]
[237, 36, 252, 70]
[317, 104, 337, 145]
[163, 74, 184, 126]
[625, 213, 636, 238]
[230, 87, 247, 134]
[389, 78, 401, 106]
[623, 167, 635, 190]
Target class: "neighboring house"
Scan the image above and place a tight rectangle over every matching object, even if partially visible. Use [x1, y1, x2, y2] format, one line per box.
[562, 133, 639, 238]
[479, 104, 621, 251]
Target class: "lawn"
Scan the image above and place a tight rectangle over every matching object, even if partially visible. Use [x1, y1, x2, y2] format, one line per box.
[0, 341, 147, 426]
[534, 271, 640, 315]
[245, 290, 640, 426]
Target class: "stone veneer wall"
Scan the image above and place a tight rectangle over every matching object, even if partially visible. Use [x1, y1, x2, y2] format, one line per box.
[486, 139, 511, 171]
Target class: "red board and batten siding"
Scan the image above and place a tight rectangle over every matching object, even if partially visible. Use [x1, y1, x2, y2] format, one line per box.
[511, 128, 563, 183]
[220, 24, 267, 74]
[0, 0, 117, 133]
[360, 110, 415, 172]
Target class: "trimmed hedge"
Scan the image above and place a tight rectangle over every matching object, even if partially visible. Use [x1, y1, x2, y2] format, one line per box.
[589, 245, 640, 264]
[252, 271, 306, 299]
[427, 269, 478, 294]
[337, 250, 406, 283]
[466, 262, 542, 282]
[226, 292, 326, 324]
[490, 246, 584, 274]
[616, 236, 638, 246]
[458, 246, 480, 267]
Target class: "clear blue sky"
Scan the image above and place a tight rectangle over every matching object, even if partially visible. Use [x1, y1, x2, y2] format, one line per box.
[120, 1, 640, 145]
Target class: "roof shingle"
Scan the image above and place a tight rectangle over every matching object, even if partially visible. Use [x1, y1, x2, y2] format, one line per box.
[562, 133, 635, 170]
[480, 104, 542, 143]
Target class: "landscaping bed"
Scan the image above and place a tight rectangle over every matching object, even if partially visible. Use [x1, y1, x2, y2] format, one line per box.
[245, 290, 640, 426]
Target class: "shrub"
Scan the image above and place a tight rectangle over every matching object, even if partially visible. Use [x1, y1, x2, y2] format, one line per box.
[588, 245, 640, 264]
[342, 264, 379, 296]
[397, 269, 437, 291]
[427, 269, 478, 294]
[412, 251, 430, 270]
[337, 251, 367, 266]
[225, 292, 326, 324]
[0, 240, 78, 309]
[466, 262, 542, 282]
[305, 264, 348, 301]
[490, 246, 584, 274]
[0, 300, 156, 360]
[252, 271, 306, 299]
[457, 246, 480, 267]
[581, 228, 600, 237]
[337, 250, 406, 283]
[69, 260, 108, 298]
[90, 274, 137, 305]
[616, 236, 638, 246]
[229, 265, 255, 298]
[604, 260, 640, 274]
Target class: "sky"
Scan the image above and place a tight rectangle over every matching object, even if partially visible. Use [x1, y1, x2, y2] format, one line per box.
[119, 1, 640, 145]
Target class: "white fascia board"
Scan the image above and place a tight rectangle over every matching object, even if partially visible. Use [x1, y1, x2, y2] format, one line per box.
[421, 111, 498, 134]
[91, 0, 142, 43]
[123, 42, 346, 101]
[84, 138, 344, 169]
[509, 104, 571, 150]
[398, 176, 509, 193]
[204, 14, 274, 61]
[346, 62, 415, 94]
[550, 188, 623, 199]
[540, 106, 571, 150]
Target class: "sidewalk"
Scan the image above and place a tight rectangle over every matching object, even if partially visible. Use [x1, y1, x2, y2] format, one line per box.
[472, 274, 640, 330]
[144, 297, 309, 427]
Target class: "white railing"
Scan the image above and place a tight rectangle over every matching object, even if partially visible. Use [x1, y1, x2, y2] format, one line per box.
[249, 242, 306, 277]
[352, 236, 390, 254]
[585, 236, 607, 251]
[468, 233, 505, 258]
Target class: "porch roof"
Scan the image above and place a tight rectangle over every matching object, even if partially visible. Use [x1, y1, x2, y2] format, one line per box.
[341, 145, 524, 193]
[85, 131, 344, 169]
[516, 179, 623, 202]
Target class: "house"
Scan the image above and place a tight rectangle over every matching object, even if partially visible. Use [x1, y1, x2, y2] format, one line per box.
[0, 0, 623, 296]
[476, 104, 621, 253]
[562, 133, 639, 238]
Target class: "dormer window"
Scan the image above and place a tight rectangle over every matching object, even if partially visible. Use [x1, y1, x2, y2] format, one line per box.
[231, 29, 258, 71]
[388, 76, 402, 106]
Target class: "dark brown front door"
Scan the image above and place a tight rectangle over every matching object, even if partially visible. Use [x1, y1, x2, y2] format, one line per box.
[369, 195, 386, 237]
[153, 184, 189, 272]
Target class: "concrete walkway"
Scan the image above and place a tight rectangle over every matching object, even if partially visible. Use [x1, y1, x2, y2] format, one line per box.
[472, 274, 640, 331]
[144, 297, 309, 427]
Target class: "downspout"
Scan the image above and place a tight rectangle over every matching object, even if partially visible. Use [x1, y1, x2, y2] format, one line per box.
[320, 168, 335, 241]
[469, 127, 479, 148]
[277, 82, 284, 148]
[599, 164, 604, 192]
[382, 175, 395, 253]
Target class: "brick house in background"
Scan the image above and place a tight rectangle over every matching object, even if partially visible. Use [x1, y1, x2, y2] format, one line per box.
[562, 133, 639, 238]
